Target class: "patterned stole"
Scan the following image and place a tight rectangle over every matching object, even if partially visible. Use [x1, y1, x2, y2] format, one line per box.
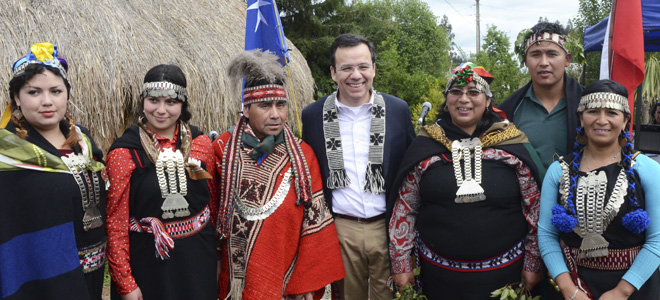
[219, 118, 313, 299]
[321, 91, 386, 193]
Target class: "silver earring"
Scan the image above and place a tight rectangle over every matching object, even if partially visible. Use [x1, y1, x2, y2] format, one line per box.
[12, 106, 23, 119]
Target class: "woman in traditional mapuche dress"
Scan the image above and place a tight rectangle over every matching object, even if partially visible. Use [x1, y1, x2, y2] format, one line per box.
[0, 43, 107, 300]
[388, 63, 546, 299]
[538, 80, 660, 300]
[106, 65, 218, 300]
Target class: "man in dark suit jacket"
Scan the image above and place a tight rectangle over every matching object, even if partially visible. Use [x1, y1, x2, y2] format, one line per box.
[301, 34, 414, 300]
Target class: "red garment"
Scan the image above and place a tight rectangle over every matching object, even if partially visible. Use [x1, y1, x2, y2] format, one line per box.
[105, 132, 217, 294]
[213, 131, 345, 299]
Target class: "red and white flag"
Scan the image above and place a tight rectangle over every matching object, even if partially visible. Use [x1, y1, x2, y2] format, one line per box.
[599, 0, 645, 118]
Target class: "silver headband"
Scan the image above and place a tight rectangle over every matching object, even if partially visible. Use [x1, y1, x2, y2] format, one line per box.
[12, 59, 68, 79]
[140, 81, 187, 102]
[578, 92, 629, 114]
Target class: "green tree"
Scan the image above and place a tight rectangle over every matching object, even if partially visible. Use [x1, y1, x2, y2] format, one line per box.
[471, 25, 526, 104]
[280, 0, 452, 106]
[278, 0, 346, 97]
[570, 0, 612, 84]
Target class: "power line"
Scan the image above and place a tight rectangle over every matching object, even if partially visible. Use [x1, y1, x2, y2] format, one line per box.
[443, 0, 469, 19]
[479, 4, 576, 15]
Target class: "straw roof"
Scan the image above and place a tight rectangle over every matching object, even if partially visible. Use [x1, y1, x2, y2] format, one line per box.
[0, 0, 315, 151]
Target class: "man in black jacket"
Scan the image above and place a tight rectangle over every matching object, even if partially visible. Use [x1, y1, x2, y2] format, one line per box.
[499, 22, 584, 170]
[301, 34, 414, 300]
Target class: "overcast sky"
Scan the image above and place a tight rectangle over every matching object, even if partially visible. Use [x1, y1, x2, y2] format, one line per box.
[420, 0, 581, 54]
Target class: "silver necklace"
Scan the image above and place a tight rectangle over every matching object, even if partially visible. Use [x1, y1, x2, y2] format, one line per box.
[156, 148, 190, 219]
[452, 138, 486, 203]
[61, 152, 103, 231]
[234, 169, 292, 220]
[573, 167, 628, 259]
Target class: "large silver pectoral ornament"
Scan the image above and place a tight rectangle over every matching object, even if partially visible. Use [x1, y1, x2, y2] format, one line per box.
[579, 233, 609, 259]
[156, 148, 190, 219]
[452, 138, 486, 203]
[62, 152, 104, 231]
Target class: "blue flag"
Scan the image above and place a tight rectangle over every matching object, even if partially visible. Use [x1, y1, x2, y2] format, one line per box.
[245, 0, 291, 64]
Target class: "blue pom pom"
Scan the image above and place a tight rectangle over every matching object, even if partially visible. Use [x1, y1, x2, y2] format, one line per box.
[622, 209, 650, 234]
[551, 204, 578, 233]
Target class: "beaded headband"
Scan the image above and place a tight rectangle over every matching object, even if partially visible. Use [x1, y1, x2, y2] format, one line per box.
[444, 66, 493, 98]
[577, 92, 630, 114]
[140, 81, 188, 102]
[525, 32, 568, 54]
[12, 42, 68, 79]
[242, 84, 287, 106]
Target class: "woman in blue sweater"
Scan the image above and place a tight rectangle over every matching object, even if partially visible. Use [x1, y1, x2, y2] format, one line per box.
[538, 79, 660, 299]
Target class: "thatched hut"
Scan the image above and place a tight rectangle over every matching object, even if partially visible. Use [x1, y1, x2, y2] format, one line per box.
[0, 0, 315, 151]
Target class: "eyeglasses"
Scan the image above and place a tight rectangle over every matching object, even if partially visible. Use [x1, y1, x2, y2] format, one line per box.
[337, 63, 373, 73]
[447, 89, 482, 98]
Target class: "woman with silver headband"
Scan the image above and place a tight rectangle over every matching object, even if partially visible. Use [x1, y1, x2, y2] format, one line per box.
[0, 43, 107, 299]
[388, 63, 546, 298]
[538, 79, 660, 299]
[105, 65, 218, 300]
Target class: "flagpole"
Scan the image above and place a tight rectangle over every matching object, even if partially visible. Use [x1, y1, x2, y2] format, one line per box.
[272, 2, 303, 135]
[607, 0, 617, 75]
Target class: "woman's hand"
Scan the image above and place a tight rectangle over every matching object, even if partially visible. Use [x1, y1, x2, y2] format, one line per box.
[120, 287, 143, 300]
[598, 280, 635, 300]
[521, 270, 544, 291]
[393, 272, 415, 291]
[554, 273, 590, 300]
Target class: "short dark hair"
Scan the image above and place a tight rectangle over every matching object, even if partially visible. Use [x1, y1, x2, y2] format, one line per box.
[9, 64, 71, 103]
[139, 64, 191, 122]
[530, 22, 567, 36]
[329, 34, 376, 67]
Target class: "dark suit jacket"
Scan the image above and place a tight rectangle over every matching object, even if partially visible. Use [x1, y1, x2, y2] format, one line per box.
[301, 92, 415, 212]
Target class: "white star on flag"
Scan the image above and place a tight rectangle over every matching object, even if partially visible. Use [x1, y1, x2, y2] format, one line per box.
[247, 0, 272, 33]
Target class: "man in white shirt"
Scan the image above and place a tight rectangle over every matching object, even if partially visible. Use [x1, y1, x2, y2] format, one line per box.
[302, 34, 415, 300]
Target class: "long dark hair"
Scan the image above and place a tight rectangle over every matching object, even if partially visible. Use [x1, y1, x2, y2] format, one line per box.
[139, 64, 191, 123]
[8, 63, 79, 147]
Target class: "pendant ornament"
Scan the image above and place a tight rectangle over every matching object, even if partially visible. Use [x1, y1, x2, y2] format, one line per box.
[452, 138, 486, 203]
[156, 148, 190, 219]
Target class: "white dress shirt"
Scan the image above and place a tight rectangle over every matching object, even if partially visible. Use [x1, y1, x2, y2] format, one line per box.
[331, 93, 386, 218]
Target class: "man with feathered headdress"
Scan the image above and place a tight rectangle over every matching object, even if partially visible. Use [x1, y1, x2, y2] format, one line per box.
[212, 50, 345, 299]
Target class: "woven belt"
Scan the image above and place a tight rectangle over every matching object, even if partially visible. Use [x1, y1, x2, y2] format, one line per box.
[130, 205, 211, 259]
[335, 213, 385, 223]
[563, 243, 641, 271]
[78, 240, 107, 273]
[417, 237, 524, 272]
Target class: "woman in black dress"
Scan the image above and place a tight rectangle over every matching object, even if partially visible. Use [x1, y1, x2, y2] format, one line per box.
[538, 80, 660, 300]
[388, 63, 546, 299]
[0, 42, 107, 300]
[106, 65, 218, 300]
